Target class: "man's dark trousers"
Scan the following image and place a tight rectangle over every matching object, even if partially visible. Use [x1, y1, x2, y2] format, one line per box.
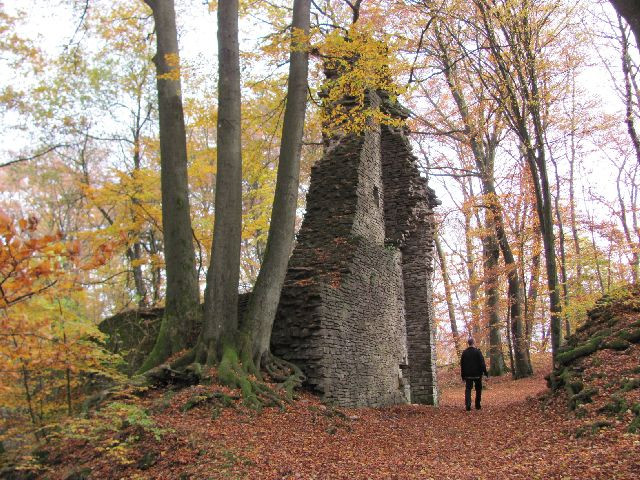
[465, 377, 482, 410]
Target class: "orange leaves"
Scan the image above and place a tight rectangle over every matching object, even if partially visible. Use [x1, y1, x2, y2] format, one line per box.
[45, 362, 640, 479]
[0, 215, 67, 309]
[0, 216, 121, 450]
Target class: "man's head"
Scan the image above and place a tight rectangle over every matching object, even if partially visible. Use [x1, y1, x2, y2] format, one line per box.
[467, 337, 475, 346]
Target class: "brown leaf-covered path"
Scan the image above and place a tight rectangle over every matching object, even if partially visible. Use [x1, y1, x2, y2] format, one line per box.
[70, 365, 640, 480]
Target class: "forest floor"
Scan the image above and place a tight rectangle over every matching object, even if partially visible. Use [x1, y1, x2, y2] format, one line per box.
[43, 356, 640, 480]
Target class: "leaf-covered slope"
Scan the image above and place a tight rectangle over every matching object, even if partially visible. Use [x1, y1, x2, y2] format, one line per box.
[548, 285, 640, 436]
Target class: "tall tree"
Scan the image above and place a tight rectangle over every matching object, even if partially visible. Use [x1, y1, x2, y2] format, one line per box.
[199, 0, 244, 365]
[416, 7, 530, 375]
[610, 0, 640, 53]
[472, 0, 564, 362]
[240, 0, 311, 369]
[435, 231, 461, 357]
[139, 0, 200, 372]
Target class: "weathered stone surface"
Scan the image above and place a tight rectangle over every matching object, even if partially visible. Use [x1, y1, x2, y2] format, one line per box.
[99, 294, 252, 375]
[272, 91, 439, 407]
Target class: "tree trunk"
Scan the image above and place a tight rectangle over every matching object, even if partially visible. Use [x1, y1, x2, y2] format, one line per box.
[483, 218, 505, 376]
[551, 157, 571, 337]
[127, 244, 148, 307]
[432, 23, 520, 374]
[464, 210, 482, 341]
[616, 160, 640, 283]
[484, 173, 531, 377]
[240, 0, 311, 367]
[473, 0, 563, 363]
[139, 0, 200, 373]
[610, 0, 640, 55]
[525, 230, 541, 349]
[435, 232, 461, 357]
[505, 304, 515, 375]
[200, 0, 244, 364]
[567, 74, 582, 289]
[587, 211, 606, 294]
[530, 147, 563, 362]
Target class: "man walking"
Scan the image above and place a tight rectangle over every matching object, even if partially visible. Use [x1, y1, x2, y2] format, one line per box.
[460, 337, 488, 411]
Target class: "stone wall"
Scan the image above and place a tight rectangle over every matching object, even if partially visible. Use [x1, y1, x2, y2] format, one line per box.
[380, 123, 440, 404]
[271, 91, 439, 407]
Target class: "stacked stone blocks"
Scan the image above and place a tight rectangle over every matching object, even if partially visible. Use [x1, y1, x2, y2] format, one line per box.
[271, 91, 438, 407]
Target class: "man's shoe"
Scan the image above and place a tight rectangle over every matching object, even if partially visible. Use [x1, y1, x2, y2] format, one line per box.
[466, 406, 471, 411]
[475, 405, 481, 410]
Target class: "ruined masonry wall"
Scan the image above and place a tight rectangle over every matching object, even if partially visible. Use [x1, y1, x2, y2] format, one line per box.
[271, 92, 437, 407]
[380, 125, 439, 404]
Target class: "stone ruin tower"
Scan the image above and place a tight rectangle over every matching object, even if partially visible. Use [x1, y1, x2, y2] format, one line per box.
[271, 90, 440, 408]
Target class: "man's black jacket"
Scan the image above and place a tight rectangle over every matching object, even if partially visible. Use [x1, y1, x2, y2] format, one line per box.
[460, 346, 488, 379]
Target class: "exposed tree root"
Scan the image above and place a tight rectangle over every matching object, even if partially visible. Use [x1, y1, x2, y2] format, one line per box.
[138, 343, 305, 411]
[182, 390, 239, 412]
[142, 362, 203, 388]
[262, 352, 306, 401]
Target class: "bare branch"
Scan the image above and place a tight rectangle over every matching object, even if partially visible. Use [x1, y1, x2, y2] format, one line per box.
[0, 144, 71, 169]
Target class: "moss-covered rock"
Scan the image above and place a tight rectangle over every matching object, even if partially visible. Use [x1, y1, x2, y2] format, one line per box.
[569, 387, 598, 410]
[99, 308, 164, 375]
[602, 338, 631, 351]
[597, 395, 627, 416]
[99, 294, 252, 375]
[575, 420, 612, 438]
[557, 337, 604, 366]
[618, 328, 640, 343]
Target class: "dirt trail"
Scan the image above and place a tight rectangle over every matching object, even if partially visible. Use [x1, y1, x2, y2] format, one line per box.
[80, 368, 639, 480]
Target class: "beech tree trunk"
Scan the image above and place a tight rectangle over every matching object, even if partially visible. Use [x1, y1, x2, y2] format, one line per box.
[525, 231, 541, 348]
[551, 157, 571, 337]
[139, 0, 199, 372]
[474, 0, 563, 362]
[464, 211, 482, 341]
[610, 0, 640, 54]
[240, 0, 311, 367]
[201, 0, 244, 364]
[431, 21, 527, 375]
[482, 221, 505, 376]
[435, 232, 461, 357]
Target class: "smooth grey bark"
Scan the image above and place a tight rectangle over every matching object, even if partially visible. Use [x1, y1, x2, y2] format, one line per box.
[551, 157, 571, 337]
[616, 160, 640, 283]
[611, 0, 640, 54]
[139, 0, 199, 372]
[240, 0, 311, 367]
[525, 229, 541, 348]
[586, 208, 607, 294]
[130, 91, 154, 308]
[567, 73, 583, 288]
[505, 303, 515, 374]
[435, 232, 461, 357]
[200, 0, 243, 364]
[482, 222, 505, 376]
[464, 210, 482, 340]
[619, 14, 640, 170]
[126, 244, 148, 307]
